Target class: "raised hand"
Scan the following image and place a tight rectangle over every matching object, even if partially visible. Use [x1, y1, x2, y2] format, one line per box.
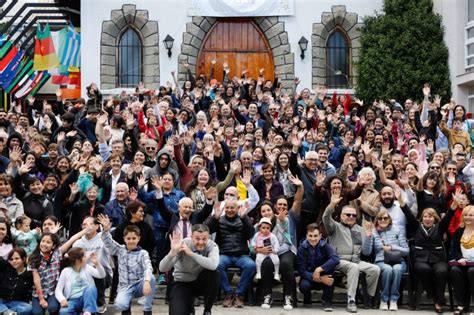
[69, 182, 79, 195]
[204, 186, 217, 200]
[97, 214, 111, 231]
[241, 169, 252, 186]
[169, 231, 183, 253]
[89, 252, 99, 266]
[50, 222, 63, 235]
[18, 160, 33, 175]
[137, 174, 146, 188]
[422, 83, 431, 97]
[364, 221, 373, 237]
[277, 209, 288, 222]
[315, 171, 326, 187]
[329, 188, 342, 206]
[361, 142, 372, 156]
[289, 174, 303, 187]
[238, 202, 249, 217]
[213, 201, 222, 218]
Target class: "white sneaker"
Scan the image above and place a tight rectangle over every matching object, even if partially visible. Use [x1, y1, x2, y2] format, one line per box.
[379, 301, 389, 310]
[137, 296, 146, 305]
[283, 295, 293, 310]
[261, 294, 272, 309]
[389, 301, 398, 311]
[255, 272, 262, 280]
[274, 273, 281, 281]
[97, 305, 107, 313]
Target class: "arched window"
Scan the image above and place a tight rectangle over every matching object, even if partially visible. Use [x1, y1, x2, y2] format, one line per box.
[118, 28, 142, 87]
[326, 30, 350, 88]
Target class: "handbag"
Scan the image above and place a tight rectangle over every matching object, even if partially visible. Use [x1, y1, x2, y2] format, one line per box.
[384, 250, 402, 265]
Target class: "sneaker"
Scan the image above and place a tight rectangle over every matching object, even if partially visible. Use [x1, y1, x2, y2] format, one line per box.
[283, 295, 293, 310]
[274, 273, 281, 281]
[255, 272, 262, 280]
[389, 301, 398, 311]
[97, 305, 107, 313]
[158, 274, 167, 285]
[380, 301, 389, 310]
[4, 311, 18, 315]
[261, 294, 272, 309]
[137, 296, 146, 305]
[322, 301, 334, 312]
[223, 294, 233, 308]
[234, 295, 244, 308]
[347, 300, 357, 313]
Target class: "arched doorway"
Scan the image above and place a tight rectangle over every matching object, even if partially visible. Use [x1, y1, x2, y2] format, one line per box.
[197, 18, 274, 82]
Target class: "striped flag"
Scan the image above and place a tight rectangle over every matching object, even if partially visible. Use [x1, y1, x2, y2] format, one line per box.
[59, 24, 80, 68]
[0, 34, 8, 47]
[33, 22, 59, 70]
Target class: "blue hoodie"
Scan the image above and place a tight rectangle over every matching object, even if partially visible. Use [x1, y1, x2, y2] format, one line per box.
[297, 238, 340, 281]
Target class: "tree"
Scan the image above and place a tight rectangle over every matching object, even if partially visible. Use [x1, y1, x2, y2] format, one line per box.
[356, 0, 451, 103]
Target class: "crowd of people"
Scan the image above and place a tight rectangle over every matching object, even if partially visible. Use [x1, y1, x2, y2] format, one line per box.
[0, 61, 474, 315]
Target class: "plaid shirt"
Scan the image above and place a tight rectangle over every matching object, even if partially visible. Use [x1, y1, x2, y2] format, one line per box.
[28, 249, 61, 297]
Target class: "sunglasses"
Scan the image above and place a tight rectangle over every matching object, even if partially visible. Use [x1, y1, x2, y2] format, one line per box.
[343, 213, 357, 218]
[430, 166, 440, 170]
[377, 216, 390, 221]
[146, 147, 155, 150]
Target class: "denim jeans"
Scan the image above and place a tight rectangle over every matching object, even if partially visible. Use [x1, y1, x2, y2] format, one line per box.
[59, 285, 98, 314]
[377, 261, 406, 302]
[299, 278, 334, 303]
[218, 255, 256, 296]
[115, 278, 156, 312]
[32, 294, 59, 315]
[0, 298, 33, 315]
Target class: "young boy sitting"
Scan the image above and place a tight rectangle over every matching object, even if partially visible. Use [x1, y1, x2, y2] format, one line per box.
[97, 214, 155, 315]
[297, 223, 340, 311]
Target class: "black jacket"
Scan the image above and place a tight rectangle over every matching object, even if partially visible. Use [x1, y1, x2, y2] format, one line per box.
[206, 214, 255, 257]
[402, 204, 454, 264]
[69, 200, 105, 236]
[0, 258, 33, 302]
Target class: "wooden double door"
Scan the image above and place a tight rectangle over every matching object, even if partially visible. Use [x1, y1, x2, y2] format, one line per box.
[197, 18, 275, 82]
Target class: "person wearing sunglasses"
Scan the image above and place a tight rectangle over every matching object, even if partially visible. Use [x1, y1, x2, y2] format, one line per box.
[323, 190, 380, 312]
[362, 210, 409, 311]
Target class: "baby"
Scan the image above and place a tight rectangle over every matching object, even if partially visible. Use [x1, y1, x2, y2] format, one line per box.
[12, 216, 41, 256]
[251, 217, 280, 281]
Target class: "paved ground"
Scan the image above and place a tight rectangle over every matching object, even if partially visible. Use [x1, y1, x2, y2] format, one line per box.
[103, 285, 441, 314]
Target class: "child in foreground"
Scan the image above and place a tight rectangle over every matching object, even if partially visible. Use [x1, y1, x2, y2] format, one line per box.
[55, 248, 105, 315]
[97, 214, 155, 315]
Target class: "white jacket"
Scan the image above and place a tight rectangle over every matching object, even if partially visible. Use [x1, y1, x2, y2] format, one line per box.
[55, 264, 105, 303]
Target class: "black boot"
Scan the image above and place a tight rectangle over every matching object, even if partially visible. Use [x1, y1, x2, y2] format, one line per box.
[121, 309, 131, 315]
[144, 311, 153, 315]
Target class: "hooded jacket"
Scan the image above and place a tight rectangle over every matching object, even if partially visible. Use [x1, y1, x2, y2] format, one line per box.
[147, 147, 179, 188]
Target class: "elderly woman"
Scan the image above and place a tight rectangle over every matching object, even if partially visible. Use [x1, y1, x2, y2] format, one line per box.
[400, 188, 457, 313]
[362, 210, 409, 311]
[350, 167, 381, 222]
[450, 205, 474, 314]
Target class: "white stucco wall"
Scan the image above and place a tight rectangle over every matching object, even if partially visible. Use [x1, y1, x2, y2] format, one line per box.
[81, 0, 384, 97]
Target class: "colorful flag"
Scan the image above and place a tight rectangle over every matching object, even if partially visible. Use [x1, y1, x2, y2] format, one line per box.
[0, 34, 8, 47]
[33, 22, 59, 70]
[59, 24, 80, 68]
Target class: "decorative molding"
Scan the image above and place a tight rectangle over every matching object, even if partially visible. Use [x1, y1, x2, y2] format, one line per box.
[312, 5, 362, 87]
[100, 4, 159, 89]
[178, 16, 295, 92]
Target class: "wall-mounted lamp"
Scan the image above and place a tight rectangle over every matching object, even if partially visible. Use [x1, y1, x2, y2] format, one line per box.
[163, 34, 174, 58]
[298, 36, 308, 60]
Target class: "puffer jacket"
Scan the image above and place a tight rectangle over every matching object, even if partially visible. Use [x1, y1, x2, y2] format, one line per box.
[362, 225, 409, 263]
[102, 230, 153, 289]
[207, 214, 255, 257]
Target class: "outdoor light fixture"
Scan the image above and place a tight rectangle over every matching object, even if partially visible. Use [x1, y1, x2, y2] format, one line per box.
[163, 34, 174, 57]
[298, 36, 308, 59]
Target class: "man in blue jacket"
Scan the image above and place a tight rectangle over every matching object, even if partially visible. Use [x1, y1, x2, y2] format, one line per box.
[297, 223, 340, 311]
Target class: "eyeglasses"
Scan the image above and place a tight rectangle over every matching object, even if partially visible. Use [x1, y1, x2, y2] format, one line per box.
[343, 213, 357, 218]
[430, 166, 440, 170]
[268, 108, 276, 111]
[377, 216, 390, 221]
[146, 147, 155, 150]
[306, 158, 318, 162]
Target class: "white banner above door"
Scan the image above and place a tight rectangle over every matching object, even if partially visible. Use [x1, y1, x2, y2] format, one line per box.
[187, 0, 294, 17]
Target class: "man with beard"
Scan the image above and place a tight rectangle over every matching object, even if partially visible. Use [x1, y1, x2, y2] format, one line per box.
[159, 224, 220, 315]
[0, 110, 15, 134]
[379, 186, 407, 237]
[323, 189, 380, 313]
